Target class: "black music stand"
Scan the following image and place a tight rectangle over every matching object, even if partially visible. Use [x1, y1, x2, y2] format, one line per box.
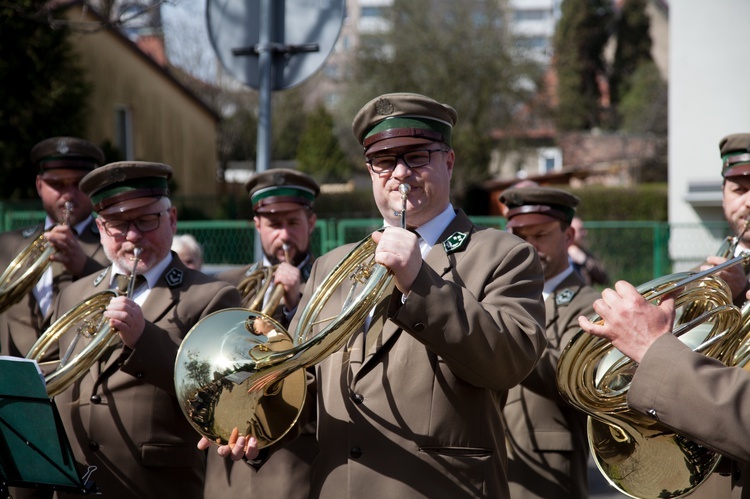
[0, 356, 97, 496]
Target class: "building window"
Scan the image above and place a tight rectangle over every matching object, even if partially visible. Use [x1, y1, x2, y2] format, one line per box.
[513, 9, 549, 22]
[115, 106, 134, 160]
[538, 147, 562, 174]
[361, 6, 383, 18]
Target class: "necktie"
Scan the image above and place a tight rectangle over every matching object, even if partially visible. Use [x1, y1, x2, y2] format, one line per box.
[115, 274, 146, 296]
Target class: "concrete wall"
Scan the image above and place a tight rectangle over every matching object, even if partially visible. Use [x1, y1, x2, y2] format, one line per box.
[669, 0, 750, 270]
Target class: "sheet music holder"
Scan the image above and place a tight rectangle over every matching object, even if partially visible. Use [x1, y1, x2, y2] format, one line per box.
[0, 356, 97, 496]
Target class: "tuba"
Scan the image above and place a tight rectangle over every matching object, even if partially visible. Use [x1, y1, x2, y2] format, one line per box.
[0, 201, 74, 313]
[557, 229, 750, 498]
[173, 184, 411, 449]
[26, 248, 143, 397]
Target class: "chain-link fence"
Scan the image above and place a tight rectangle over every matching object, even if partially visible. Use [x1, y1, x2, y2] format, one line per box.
[0, 202, 729, 287]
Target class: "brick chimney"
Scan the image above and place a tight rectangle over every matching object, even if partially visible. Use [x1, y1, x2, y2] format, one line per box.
[136, 32, 167, 67]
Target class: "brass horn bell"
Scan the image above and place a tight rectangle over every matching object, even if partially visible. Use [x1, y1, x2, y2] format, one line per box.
[175, 236, 393, 448]
[557, 253, 750, 498]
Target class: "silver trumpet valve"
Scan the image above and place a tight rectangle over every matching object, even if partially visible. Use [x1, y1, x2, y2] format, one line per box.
[398, 183, 411, 229]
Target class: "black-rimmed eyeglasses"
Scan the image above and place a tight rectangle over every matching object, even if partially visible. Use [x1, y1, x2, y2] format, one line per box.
[366, 149, 449, 174]
[101, 210, 168, 237]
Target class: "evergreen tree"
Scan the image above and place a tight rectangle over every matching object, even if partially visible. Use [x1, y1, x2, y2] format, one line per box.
[0, 1, 91, 199]
[272, 87, 306, 160]
[297, 105, 351, 183]
[553, 0, 613, 130]
[610, 0, 652, 114]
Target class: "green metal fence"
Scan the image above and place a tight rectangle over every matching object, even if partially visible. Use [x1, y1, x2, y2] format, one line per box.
[0, 204, 728, 287]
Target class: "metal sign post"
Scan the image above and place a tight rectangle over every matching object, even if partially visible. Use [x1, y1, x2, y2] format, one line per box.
[206, 0, 346, 262]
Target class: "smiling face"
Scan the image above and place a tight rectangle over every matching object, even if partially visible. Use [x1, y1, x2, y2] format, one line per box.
[96, 197, 177, 274]
[367, 142, 454, 228]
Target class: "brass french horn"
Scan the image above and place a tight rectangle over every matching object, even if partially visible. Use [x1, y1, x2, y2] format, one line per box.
[26, 247, 143, 397]
[236, 243, 290, 312]
[173, 184, 412, 449]
[557, 232, 750, 498]
[0, 201, 73, 313]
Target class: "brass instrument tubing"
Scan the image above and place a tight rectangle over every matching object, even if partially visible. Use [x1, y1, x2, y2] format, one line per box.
[63, 201, 73, 226]
[57, 247, 142, 369]
[125, 247, 143, 298]
[399, 184, 411, 229]
[639, 252, 750, 307]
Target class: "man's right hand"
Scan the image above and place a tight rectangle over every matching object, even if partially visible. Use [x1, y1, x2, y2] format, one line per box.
[578, 280, 676, 363]
[197, 432, 260, 461]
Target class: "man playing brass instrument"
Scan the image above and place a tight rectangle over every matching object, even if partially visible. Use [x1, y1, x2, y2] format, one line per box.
[201, 92, 547, 498]
[0, 137, 110, 359]
[205, 168, 320, 499]
[578, 133, 750, 499]
[49, 161, 240, 499]
[500, 187, 599, 498]
[701, 133, 750, 306]
[216, 168, 320, 325]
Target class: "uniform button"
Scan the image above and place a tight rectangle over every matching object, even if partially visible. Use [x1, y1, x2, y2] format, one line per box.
[646, 409, 658, 420]
[135, 372, 144, 379]
[90, 394, 101, 404]
[350, 447, 362, 459]
[413, 323, 425, 332]
[89, 441, 100, 451]
[352, 393, 364, 404]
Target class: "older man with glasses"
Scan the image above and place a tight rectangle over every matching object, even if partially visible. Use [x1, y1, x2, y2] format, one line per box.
[45, 161, 241, 499]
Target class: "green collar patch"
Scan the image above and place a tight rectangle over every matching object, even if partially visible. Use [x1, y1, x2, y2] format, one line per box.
[555, 288, 575, 306]
[443, 232, 469, 254]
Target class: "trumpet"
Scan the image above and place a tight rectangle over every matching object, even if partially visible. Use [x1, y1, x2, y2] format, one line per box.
[173, 184, 411, 448]
[27, 247, 143, 397]
[0, 202, 74, 313]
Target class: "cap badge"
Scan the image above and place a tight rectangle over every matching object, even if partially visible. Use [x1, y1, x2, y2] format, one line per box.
[56, 139, 69, 155]
[110, 167, 127, 184]
[443, 231, 469, 254]
[273, 172, 286, 186]
[555, 288, 575, 306]
[374, 97, 395, 116]
[165, 267, 184, 287]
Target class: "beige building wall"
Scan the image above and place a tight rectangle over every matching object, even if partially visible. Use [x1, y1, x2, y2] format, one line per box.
[64, 7, 219, 199]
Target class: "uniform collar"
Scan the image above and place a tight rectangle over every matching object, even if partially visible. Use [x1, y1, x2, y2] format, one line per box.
[543, 265, 575, 301]
[383, 203, 456, 256]
[110, 252, 173, 289]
